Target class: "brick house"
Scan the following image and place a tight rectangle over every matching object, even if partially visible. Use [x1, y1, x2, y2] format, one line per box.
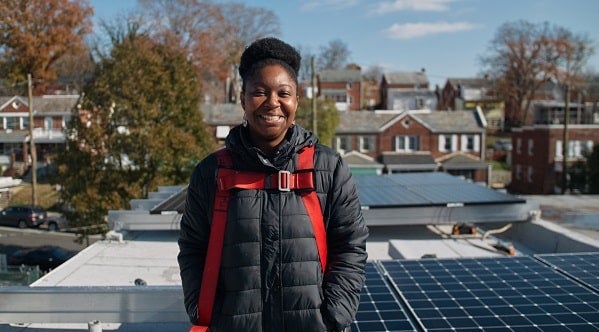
[334, 109, 490, 184]
[0, 95, 76, 176]
[380, 70, 437, 111]
[510, 124, 597, 194]
[439, 77, 505, 131]
[510, 98, 599, 194]
[317, 69, 362, 111]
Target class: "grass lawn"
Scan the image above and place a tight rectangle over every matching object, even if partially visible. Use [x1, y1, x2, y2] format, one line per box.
[8, 183, 60, 210]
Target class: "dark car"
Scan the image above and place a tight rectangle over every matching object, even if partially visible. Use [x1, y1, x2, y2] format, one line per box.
[0, 205, 47, 228]
[7, 246, 76, 271]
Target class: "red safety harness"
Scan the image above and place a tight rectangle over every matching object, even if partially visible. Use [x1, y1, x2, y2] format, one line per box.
[190, 145, 327, 332]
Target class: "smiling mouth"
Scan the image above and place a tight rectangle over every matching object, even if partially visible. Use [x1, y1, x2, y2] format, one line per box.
[259, 114, 286, 121]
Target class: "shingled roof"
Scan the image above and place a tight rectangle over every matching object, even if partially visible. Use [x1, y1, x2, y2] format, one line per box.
[318, 69, 361, 83]
[383, 71, 429, 86]
[336, 110, 403, 133]
[411, 110, 485, 133]
[0, 95, 79, 115]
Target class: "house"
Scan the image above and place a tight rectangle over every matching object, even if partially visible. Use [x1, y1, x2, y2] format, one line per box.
[0, 95, 77, 176]
[317, 68, 362, 111]
[439, 77, 504, 130]
[510, 124, 597, 194]
[380, 70, 437, 111]
[334, 109, 490, 184]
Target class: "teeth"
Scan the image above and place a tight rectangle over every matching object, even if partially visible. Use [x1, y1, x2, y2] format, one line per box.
[261, 115, 284, 121]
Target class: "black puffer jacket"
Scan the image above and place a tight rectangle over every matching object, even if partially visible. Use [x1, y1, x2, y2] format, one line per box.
[178, 125, 368, 331]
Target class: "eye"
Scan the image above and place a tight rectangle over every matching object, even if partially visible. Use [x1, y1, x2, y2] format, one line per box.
[278, 90, 293, 97]
[252, 89, 267, 97]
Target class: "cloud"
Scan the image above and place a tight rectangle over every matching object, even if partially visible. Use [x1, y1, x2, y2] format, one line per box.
[384, 21, 476, 39]
[301, 0, 360, 11]
[372, 0, 454, 14]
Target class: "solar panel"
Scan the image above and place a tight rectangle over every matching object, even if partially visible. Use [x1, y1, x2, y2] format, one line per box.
[536, 252, 599, 293]
[381, 256, 599, 331]
[350, 262, 418, 332]
[354, 172, 525, 208]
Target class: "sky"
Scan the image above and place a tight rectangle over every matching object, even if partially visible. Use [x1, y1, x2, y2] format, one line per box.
[89, 0, 599, 88]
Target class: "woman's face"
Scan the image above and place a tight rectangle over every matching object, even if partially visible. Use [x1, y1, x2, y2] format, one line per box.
[241, 64, 298, 153]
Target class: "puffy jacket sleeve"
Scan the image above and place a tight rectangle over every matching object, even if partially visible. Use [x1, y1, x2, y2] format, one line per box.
[321, 152, 369, 331]
[177, 155, 217, 324]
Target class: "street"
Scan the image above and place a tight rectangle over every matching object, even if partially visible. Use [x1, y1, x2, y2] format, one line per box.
[0, 226, 102, 254]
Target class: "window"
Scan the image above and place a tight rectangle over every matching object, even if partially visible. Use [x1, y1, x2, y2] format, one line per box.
[359, 135, 375, 152]
[557, 140, 594, 159]
[516, 138, 522, 154]
[335, 135, 351, 152]
[44, 117, 53, 130]
[555, 140, 563, 158]
[515, 164, 521, 180]
[461, 134, 479, 152]
[6, 117, 19, 130]
[395, 135, 420, 152]
[528, 139, 534, 156]
[527, 166, 533, 183]
[439, 134, 457, 152]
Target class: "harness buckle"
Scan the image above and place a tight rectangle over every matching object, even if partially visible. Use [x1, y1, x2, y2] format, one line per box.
[278, 170, 291, 191]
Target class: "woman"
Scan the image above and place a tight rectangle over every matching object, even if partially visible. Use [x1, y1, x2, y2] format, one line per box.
[178, 37, 368, 332]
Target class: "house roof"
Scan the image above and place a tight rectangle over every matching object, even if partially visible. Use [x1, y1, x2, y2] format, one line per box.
[380, 152, 438, 171]
[383, 71, 429, 86]
[446, 77, 492, 89]
[336, 110, 402, 133]
[0, 130, 29, 143]
[201, 103, 243, 126]
[0, 95, 79, 115]
[411, 110, 485, 133]
[438, 152, 489, 170]
[318, 69, 361, 83]
[341, 151, 384, 168]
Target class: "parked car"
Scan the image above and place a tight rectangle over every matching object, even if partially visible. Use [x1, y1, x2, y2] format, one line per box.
[43, 212, 70, 232]
[493, 139, 513, 151]
[7, 246, 76, 271]
[0, 205, 47, 229]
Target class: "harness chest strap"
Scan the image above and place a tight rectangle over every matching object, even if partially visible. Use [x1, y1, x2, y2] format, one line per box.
[191, 145, 327, 331]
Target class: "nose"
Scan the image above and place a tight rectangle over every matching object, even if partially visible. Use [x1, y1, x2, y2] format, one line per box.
[265, 92, 280, 108]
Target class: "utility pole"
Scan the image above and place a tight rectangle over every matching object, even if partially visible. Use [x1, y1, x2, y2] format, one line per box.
[311, 56, 317, 136]
[27, 74, 38, 206]
[561, 84, 570, 195]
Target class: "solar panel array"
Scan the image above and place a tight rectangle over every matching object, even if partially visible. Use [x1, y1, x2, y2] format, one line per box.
[352, 253, 599, 331]
[354, 172, 525, 208]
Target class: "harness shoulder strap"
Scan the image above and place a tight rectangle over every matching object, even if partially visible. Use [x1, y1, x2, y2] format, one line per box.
[193, 149, 231, 332]
[297, 145, 327, 272]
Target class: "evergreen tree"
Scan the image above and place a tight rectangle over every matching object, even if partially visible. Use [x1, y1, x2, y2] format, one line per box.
[54, 31, 215, 232]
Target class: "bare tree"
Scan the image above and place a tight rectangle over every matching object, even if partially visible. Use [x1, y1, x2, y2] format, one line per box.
[136, 0, 280, 103]
[317, 39, 351, 71]
[480, 20, 594, 128]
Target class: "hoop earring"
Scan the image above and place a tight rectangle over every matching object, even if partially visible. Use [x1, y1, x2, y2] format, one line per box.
[242, 114, 248, 127]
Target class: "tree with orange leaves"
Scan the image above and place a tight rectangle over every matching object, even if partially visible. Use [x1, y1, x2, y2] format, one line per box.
[0, 0, 93, 94]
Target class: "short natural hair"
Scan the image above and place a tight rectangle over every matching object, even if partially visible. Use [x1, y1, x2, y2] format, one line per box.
[239, 37, 301, 91]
